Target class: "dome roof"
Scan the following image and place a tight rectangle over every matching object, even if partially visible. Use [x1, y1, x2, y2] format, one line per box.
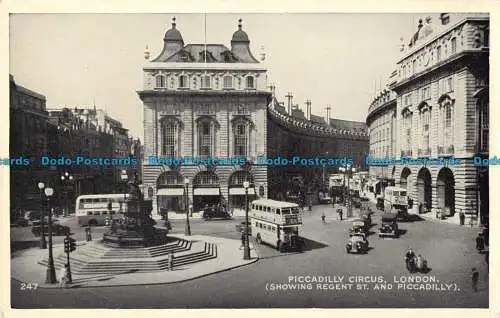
[164, 17, 183, 42]
[231, 19, 249, 42]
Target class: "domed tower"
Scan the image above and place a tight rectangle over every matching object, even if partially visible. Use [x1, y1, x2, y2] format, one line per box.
[230, 19, 259, 63]
[152, 17, 185, 62]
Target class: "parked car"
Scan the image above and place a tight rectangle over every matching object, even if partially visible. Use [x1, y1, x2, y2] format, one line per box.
[11, 217, 29, 227]
[31, 221, 70, 237]
[24, 211, 42, 225]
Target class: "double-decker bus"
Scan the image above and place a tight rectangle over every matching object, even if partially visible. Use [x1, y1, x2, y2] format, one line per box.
[76, 194, 129, 226]
[383, 186, 408, 220]
[329, 174, 344, 201]
[250, 199, 303, 252]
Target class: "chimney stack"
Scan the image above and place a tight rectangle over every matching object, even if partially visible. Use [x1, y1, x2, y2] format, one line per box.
[285, 92, 293, 115]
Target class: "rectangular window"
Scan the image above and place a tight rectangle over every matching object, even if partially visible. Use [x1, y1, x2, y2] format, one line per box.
[234, 123, 247, 156]
[199, 122, 212, 157]
[201, 75, 211, 89]
[447, 77, 453, 92]
[480, 102, 489, 152]
[451, 38, 457, 54]
[412, 60, 417, 74]
[223, 76, 233, 89]
[436, 46, 441, 61]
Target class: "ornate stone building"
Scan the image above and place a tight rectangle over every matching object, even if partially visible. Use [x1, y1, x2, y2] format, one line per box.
[138, 18, 270, 216]
[384, 13, 489, 225]
[267, 94, 369, 201]
[366, 88, 397, 179]
[9, 75, 49, 213]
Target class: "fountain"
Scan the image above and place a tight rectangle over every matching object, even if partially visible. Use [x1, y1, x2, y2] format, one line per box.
[103, 179, 168, 248]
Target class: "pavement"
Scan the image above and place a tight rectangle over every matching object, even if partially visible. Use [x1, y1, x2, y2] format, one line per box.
[11, 234, 257, 289]
[11, 203, 488, 308]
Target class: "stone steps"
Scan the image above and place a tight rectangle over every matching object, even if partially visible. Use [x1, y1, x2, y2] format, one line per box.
[38, 241, 217, 275]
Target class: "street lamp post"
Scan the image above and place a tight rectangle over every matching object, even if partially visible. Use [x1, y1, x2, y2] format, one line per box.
[243, 180, 251, 260]
[44, 187, 57, 284]
[120, 169, 128, 222]
[60, 172, 74, 217]
[184, 178, 191, 236]
[37, 182, 47, 249]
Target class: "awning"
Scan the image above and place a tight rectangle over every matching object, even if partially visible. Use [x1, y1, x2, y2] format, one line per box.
[193, 188, 220, 196]
[157, 188, 185, 196]
[229, 187, 256, 195]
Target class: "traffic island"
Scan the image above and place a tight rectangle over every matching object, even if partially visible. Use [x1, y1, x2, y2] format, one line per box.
[11, 235, 258, 288]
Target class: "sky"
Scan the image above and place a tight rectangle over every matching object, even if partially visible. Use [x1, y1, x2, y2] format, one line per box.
[10, 13, 429, 140]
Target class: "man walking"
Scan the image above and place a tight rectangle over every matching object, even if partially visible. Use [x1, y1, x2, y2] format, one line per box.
[459, 212, 465, 226]
[472, 268, 479, 292]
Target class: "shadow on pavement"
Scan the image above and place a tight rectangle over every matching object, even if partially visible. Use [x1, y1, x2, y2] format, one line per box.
[301, 238, 328, 252]
[397, 229, 408, 236]
[402, 215, 425, 222]
[11, 240, 40, 253]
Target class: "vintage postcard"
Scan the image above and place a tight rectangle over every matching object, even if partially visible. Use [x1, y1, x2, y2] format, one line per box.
[4, 6, 494, 314]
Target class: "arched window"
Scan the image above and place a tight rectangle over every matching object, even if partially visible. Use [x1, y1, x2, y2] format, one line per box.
[179, 75, 188, 89]
[155, 75, 165, 88]
[451, 38, 457, 54]
[246, 76, 254, 89]
[223, 75, 233, 89]
[194, 171, 219, 186]
[161, 118, 181, 157]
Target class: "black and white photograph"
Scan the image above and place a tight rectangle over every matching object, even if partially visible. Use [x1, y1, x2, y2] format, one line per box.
[5, 8, 493, 310]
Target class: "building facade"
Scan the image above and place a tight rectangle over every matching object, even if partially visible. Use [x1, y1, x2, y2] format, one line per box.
[138, 19, 270, 216]
[9, 75, 50, 213]
[382, 13, 489, 225]
[267, 94, 369, 202]
[366, 88, 397, 179]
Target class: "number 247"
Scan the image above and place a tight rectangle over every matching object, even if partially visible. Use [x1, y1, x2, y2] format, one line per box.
[20, 283, 38, 290]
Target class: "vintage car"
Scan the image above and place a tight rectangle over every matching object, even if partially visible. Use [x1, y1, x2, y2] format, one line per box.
[203, 206, 231, 219]
[349, 218, 368, 235]
[346, 233, 369, 254]
[360, 210, 373, 227]
[379, 213, 399, 238]
[32, 221, 71, 237]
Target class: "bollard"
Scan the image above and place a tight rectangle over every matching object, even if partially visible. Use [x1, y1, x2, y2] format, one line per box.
[168, 252, 174, 270]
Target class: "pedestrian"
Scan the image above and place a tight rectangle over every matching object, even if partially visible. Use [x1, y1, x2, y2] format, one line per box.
[339, 209, 343, 221]
[471, 268, 479, 292]
[476, 234, 485, 253]
[240, 231, 245, 249]
[321, 212, 326, 223]
[58, 264, 69, 289]
[459, 212, 465, 226]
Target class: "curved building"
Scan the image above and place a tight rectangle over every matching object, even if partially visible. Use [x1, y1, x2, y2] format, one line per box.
[267, 95, 369, 201]
[366, 88, 397, 179]
[373, 13, 489, 225]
